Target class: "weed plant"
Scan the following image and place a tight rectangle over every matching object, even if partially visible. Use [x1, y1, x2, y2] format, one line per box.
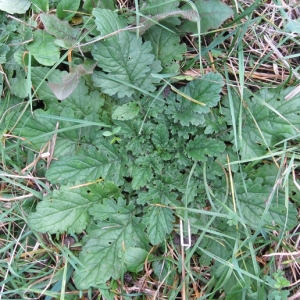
[1, 0, 300, 299]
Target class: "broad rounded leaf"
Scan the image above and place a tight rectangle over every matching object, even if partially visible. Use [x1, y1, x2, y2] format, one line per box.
[27, 30, 60, 66]
[180, 0, 233, 33]
[0, 0, 30, 14]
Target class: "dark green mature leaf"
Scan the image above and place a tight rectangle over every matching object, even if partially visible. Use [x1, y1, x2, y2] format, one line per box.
[227, 87, 300, 159]
[235, 178, 297, 230]
[181, 0, 233, 33]
[137, 180, 179, 205]
[27, 30, 60, 66]
[40, 14, 79, 41]
[151, 124, 169, 148]
[56, 0, 80, 20]
[125, 247, 149, 273]
[186, 135, 226, 161]
[90, 198, 135, 221]
[165, 73, 224, 126]
[0, 43, 9, 64]
[46, 144, 126, 185]
[131, 164, 153, 189]
[144, 26, 186, 73]
[74, 217, 146, 288]
[83, 0, 115, 13]
[144, 206, 174, 245]
[142, 0, 179, 15]
[91, 9, 161, 97]
[28, 186, 99, 234]
[7, 109, 58, 150]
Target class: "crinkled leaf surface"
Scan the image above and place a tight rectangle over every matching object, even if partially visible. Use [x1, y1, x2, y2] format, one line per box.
[91, 9, 161, 97]
[74, 216, 146, 288]
[131, 164, 153, 189]
[46, 144, 126, 185]
[144, 206, 174, 245]
[112, 102, 140, 120]
[186, 135, 226, 161]
[28, 186, 99, 234]
[143, 26, 186, 73]
[137, 180, 179, 206]
[165, 73, 224, 126]
[89, 198, 135, 221]
[27, 30, 60, 66]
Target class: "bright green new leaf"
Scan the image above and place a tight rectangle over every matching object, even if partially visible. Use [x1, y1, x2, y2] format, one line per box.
[74, 217, 146, 288]
[91, 9, 161, 97]
[46, 145, 126, 185]
[180, 0, 233, 33]
[186, 135, 226, 161]
[0, 0, 30, 14]
[112, 102, 140, 120]
[56, 0, 80, 20]
[27, 30, 60, 66]
[31, 0, 48, 12]
[28, 186, 99, 234]
[144, 206, 174, 245]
